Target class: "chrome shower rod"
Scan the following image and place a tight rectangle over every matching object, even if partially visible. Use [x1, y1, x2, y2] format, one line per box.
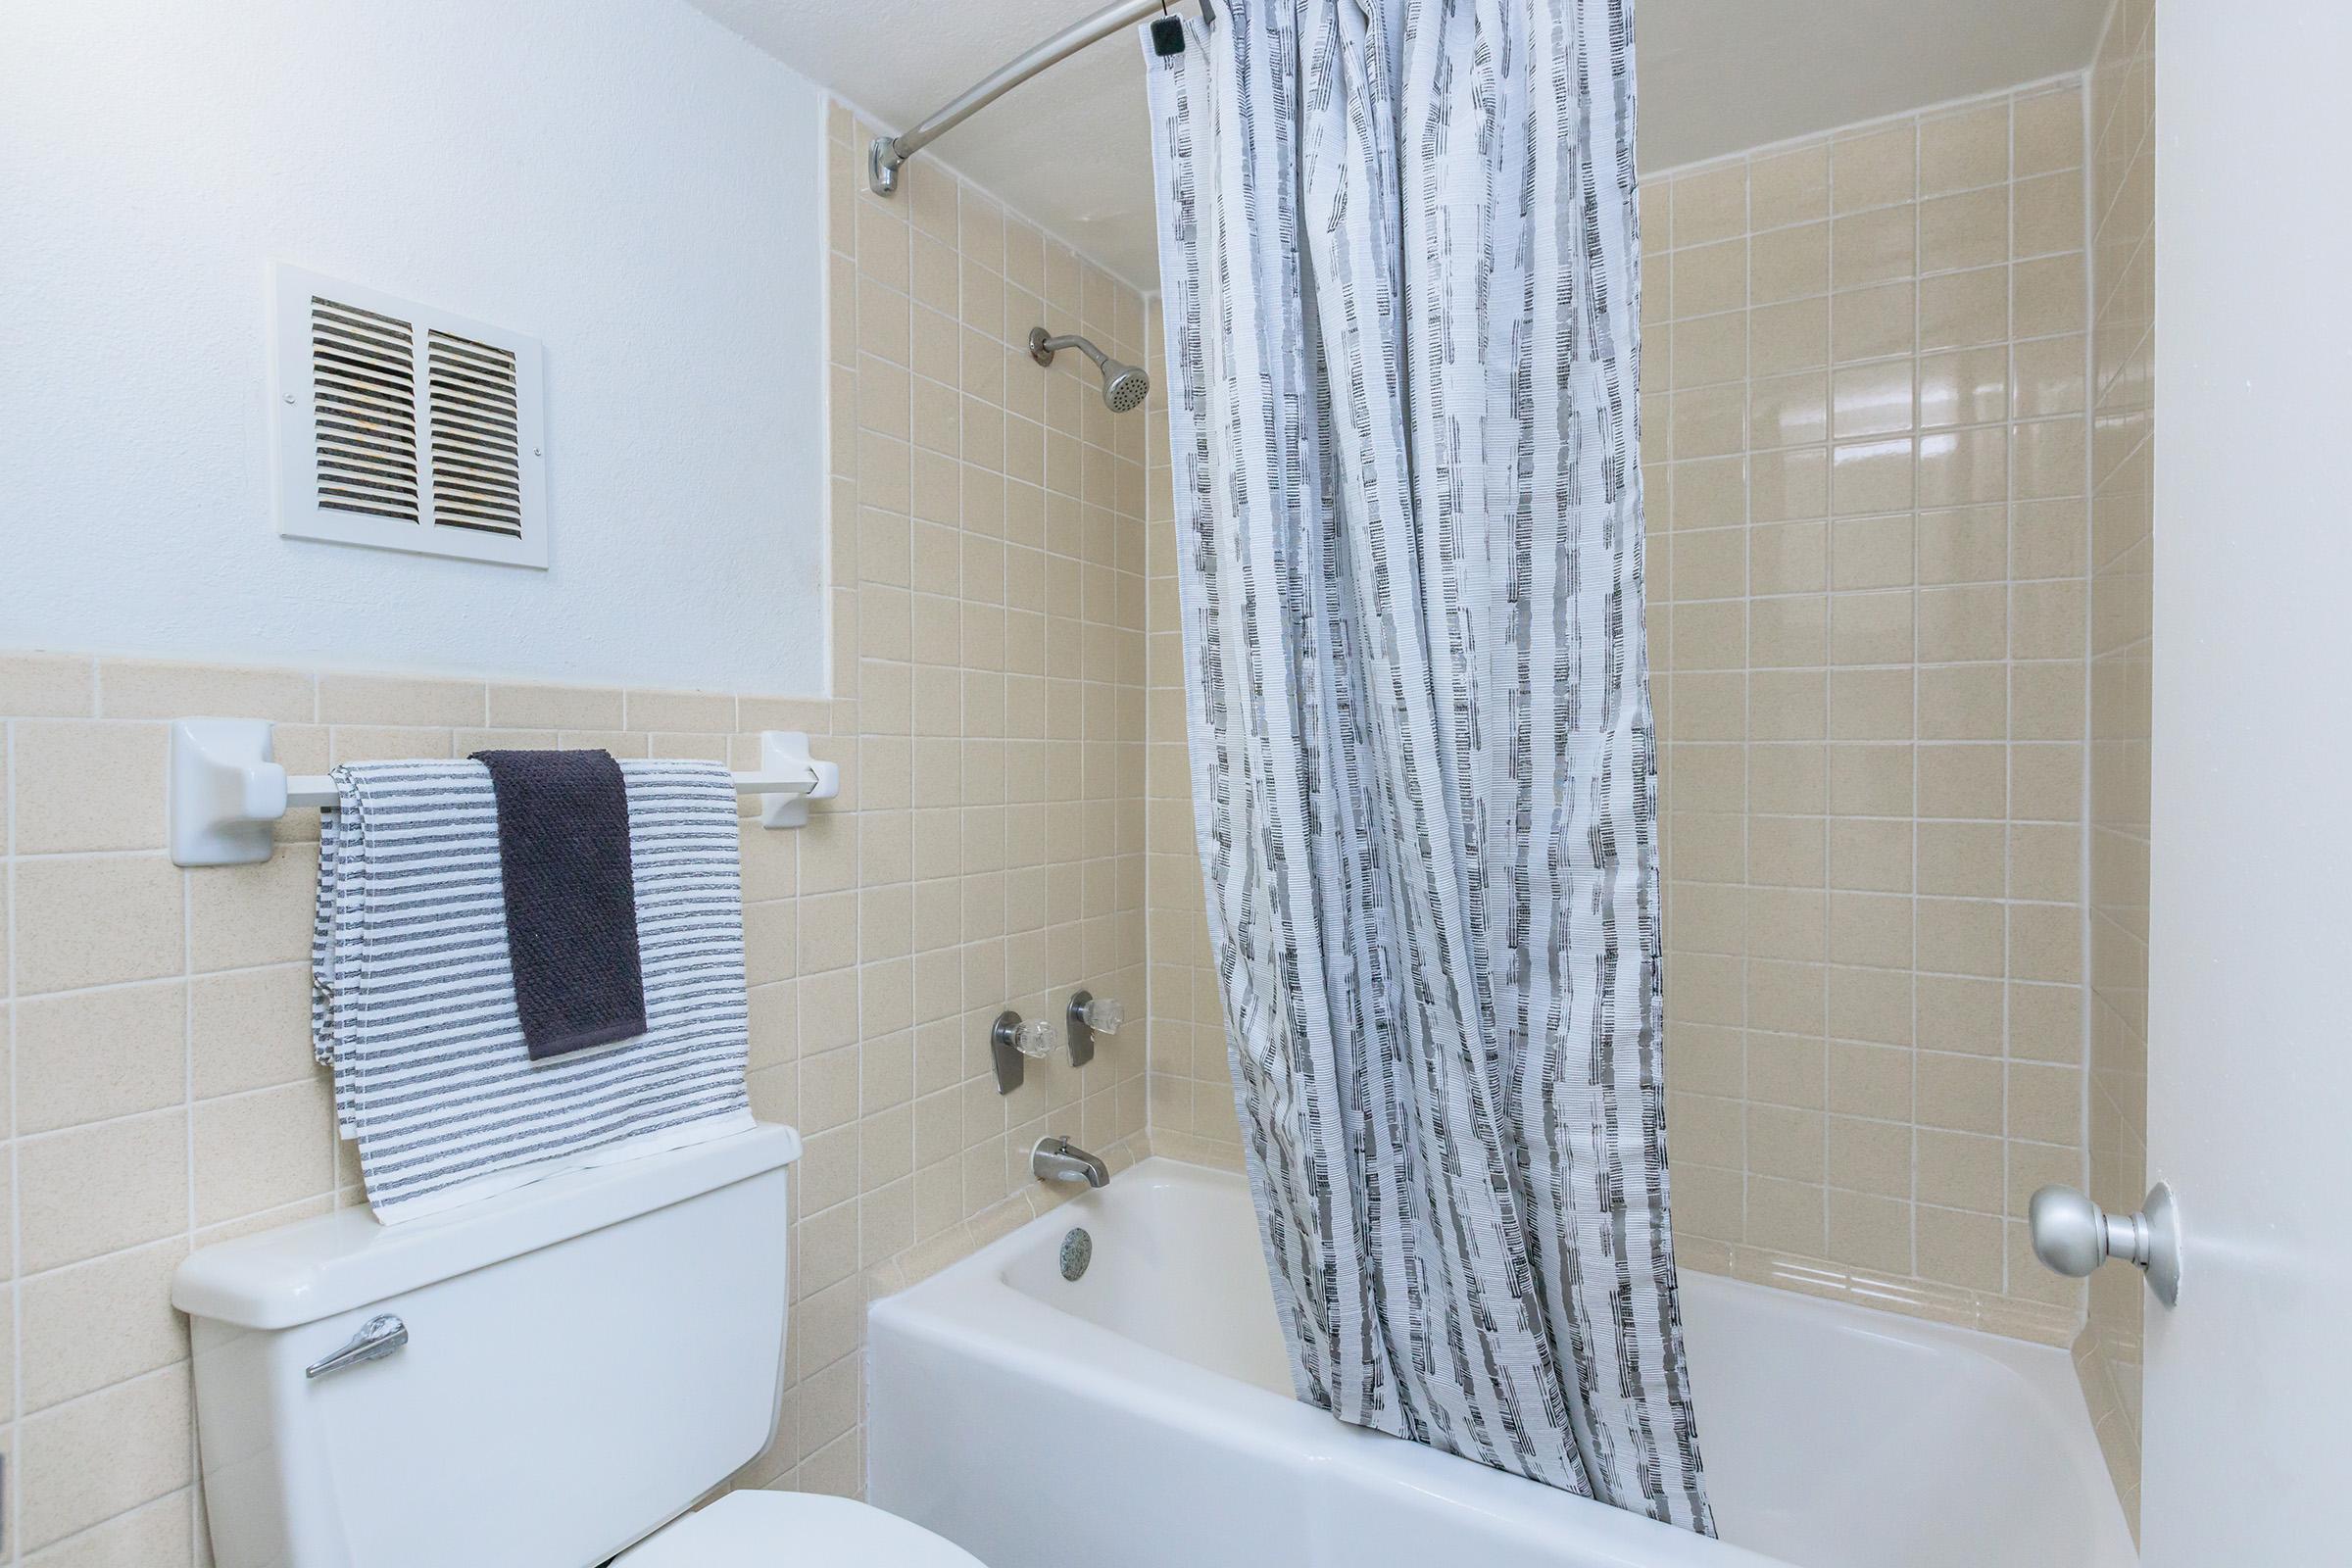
[868, 0, 1188, 195]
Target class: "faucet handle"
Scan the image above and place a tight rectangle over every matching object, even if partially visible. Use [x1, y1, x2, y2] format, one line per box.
[990, 1009, 1053, 1096]
[1066, 989, 1122, 1068]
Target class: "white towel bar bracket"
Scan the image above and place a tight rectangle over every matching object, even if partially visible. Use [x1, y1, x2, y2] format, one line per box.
[168, 717, 841, 867]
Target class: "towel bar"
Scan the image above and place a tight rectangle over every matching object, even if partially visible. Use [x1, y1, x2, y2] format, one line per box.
[170, 717, 840, 866]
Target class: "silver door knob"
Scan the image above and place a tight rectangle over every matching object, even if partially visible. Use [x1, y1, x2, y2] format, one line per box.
[2029, 1182, 2180, 1306]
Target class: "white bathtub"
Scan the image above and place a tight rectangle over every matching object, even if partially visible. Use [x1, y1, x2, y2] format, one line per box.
[867, 1158, 2135, 1568]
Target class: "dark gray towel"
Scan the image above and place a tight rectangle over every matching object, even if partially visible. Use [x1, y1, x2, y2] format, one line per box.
[468, 749, 648, 1060]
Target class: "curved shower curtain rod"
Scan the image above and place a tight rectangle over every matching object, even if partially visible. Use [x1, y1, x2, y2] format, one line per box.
[868, 0, 1207, 195]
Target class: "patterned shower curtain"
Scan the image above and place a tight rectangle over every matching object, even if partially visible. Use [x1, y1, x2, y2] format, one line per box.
[1144, 0, 1710, 1533]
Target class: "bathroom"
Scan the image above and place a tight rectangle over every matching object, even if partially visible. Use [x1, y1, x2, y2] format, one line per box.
[0, 0, 2338, 1562]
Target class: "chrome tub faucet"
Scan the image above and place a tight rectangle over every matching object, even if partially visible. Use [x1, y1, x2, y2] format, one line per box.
[1032, 1135, 1110, 1189]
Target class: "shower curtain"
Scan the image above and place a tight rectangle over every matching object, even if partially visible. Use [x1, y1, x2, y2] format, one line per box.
[1144, 0, 1710, 1533]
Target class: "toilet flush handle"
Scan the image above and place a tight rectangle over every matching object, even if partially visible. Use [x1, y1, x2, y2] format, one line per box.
[306, 1314, 411, 1379]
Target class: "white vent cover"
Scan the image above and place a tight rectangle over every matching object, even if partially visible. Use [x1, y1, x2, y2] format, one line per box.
[270, 265, 547, 567]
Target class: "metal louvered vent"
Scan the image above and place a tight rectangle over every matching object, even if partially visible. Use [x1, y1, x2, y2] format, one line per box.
[311, 300, 418, 523]
[426, 330, 522, 537]
[272, 265, 546, 567]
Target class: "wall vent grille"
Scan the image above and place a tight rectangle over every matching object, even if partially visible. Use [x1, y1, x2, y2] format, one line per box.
[311, 299, 419, 523]
[272, 265, 546, 567]
[425, 329, 523, 537]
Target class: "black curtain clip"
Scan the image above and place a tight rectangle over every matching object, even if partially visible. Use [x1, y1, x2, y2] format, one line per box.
[1152, 0, 1186, 56]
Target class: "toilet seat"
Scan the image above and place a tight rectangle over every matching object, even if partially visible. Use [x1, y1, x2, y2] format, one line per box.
[614, 1491, 986, 1566]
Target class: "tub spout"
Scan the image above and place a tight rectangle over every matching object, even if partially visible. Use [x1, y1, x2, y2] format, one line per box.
[1032, 1135, 1110, 1188]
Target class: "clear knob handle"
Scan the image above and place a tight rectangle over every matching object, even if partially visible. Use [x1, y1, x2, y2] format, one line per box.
[1065, 989, 1121, 1067]
[1010, 1017, 1054, 1058]
[989, 1009, 1040, 1095]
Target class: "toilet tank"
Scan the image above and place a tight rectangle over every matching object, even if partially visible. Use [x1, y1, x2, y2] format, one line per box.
[172, 1124, 801, 1568]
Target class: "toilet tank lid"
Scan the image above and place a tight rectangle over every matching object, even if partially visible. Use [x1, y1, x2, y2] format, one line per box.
[172, 1123, 801, 1330]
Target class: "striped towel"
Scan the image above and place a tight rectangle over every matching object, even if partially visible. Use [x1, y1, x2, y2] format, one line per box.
[313, 759, 756, 1223]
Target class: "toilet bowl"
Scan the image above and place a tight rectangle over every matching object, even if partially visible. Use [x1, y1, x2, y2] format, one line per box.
[170, 1124, 980, 1567]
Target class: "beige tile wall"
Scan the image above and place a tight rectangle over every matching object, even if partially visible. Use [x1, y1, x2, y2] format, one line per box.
[1642, 80, 2096, 1338]
[1138, 300, 1244, 1160]
[0, 100, 1152, 1564]
[791, 98, 1153, 1496]
[2078, 0, 2155, 1529]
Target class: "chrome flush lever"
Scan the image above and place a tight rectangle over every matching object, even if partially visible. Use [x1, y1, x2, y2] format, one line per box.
[306, 1313, 410, 1379]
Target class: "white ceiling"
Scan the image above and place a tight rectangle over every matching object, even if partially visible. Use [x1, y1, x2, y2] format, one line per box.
[688, 0, 2112, 290]
[689, 0, 1172, 283]
[1639, 0, 2109, 172]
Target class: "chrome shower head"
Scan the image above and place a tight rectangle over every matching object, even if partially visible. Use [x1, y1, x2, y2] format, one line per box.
[1029, 326, 1151, 414]
[1101, 361, 1151, 414]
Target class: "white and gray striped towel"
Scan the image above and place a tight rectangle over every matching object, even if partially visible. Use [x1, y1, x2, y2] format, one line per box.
[313, 759, 756, 1223]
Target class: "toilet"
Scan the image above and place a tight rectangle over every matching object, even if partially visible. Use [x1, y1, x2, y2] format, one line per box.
[170, 1123, 982, 1567]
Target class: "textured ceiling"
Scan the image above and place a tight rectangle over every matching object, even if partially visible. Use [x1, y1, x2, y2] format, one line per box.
[688, 0, 2112, 289]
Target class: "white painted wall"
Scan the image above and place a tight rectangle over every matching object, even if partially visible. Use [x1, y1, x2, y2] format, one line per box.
[2143, 1, 2352, 1560]
[0, 0, 829, 695]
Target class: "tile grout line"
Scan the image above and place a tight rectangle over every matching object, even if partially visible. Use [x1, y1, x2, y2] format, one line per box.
[2074, 31, 2103, 1250]
[8, 709, 23, 1564]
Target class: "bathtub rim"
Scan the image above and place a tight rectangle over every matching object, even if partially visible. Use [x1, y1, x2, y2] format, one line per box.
[868, 1155, 1783, 1568]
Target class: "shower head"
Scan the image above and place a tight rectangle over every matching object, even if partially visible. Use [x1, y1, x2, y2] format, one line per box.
[1029, 326, 1151, 414]
[1101, 361, 1150, 414]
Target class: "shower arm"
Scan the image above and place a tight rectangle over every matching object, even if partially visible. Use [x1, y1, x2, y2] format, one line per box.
[869, 0, 1201, 195]
[1033, 331, 1108, 370]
